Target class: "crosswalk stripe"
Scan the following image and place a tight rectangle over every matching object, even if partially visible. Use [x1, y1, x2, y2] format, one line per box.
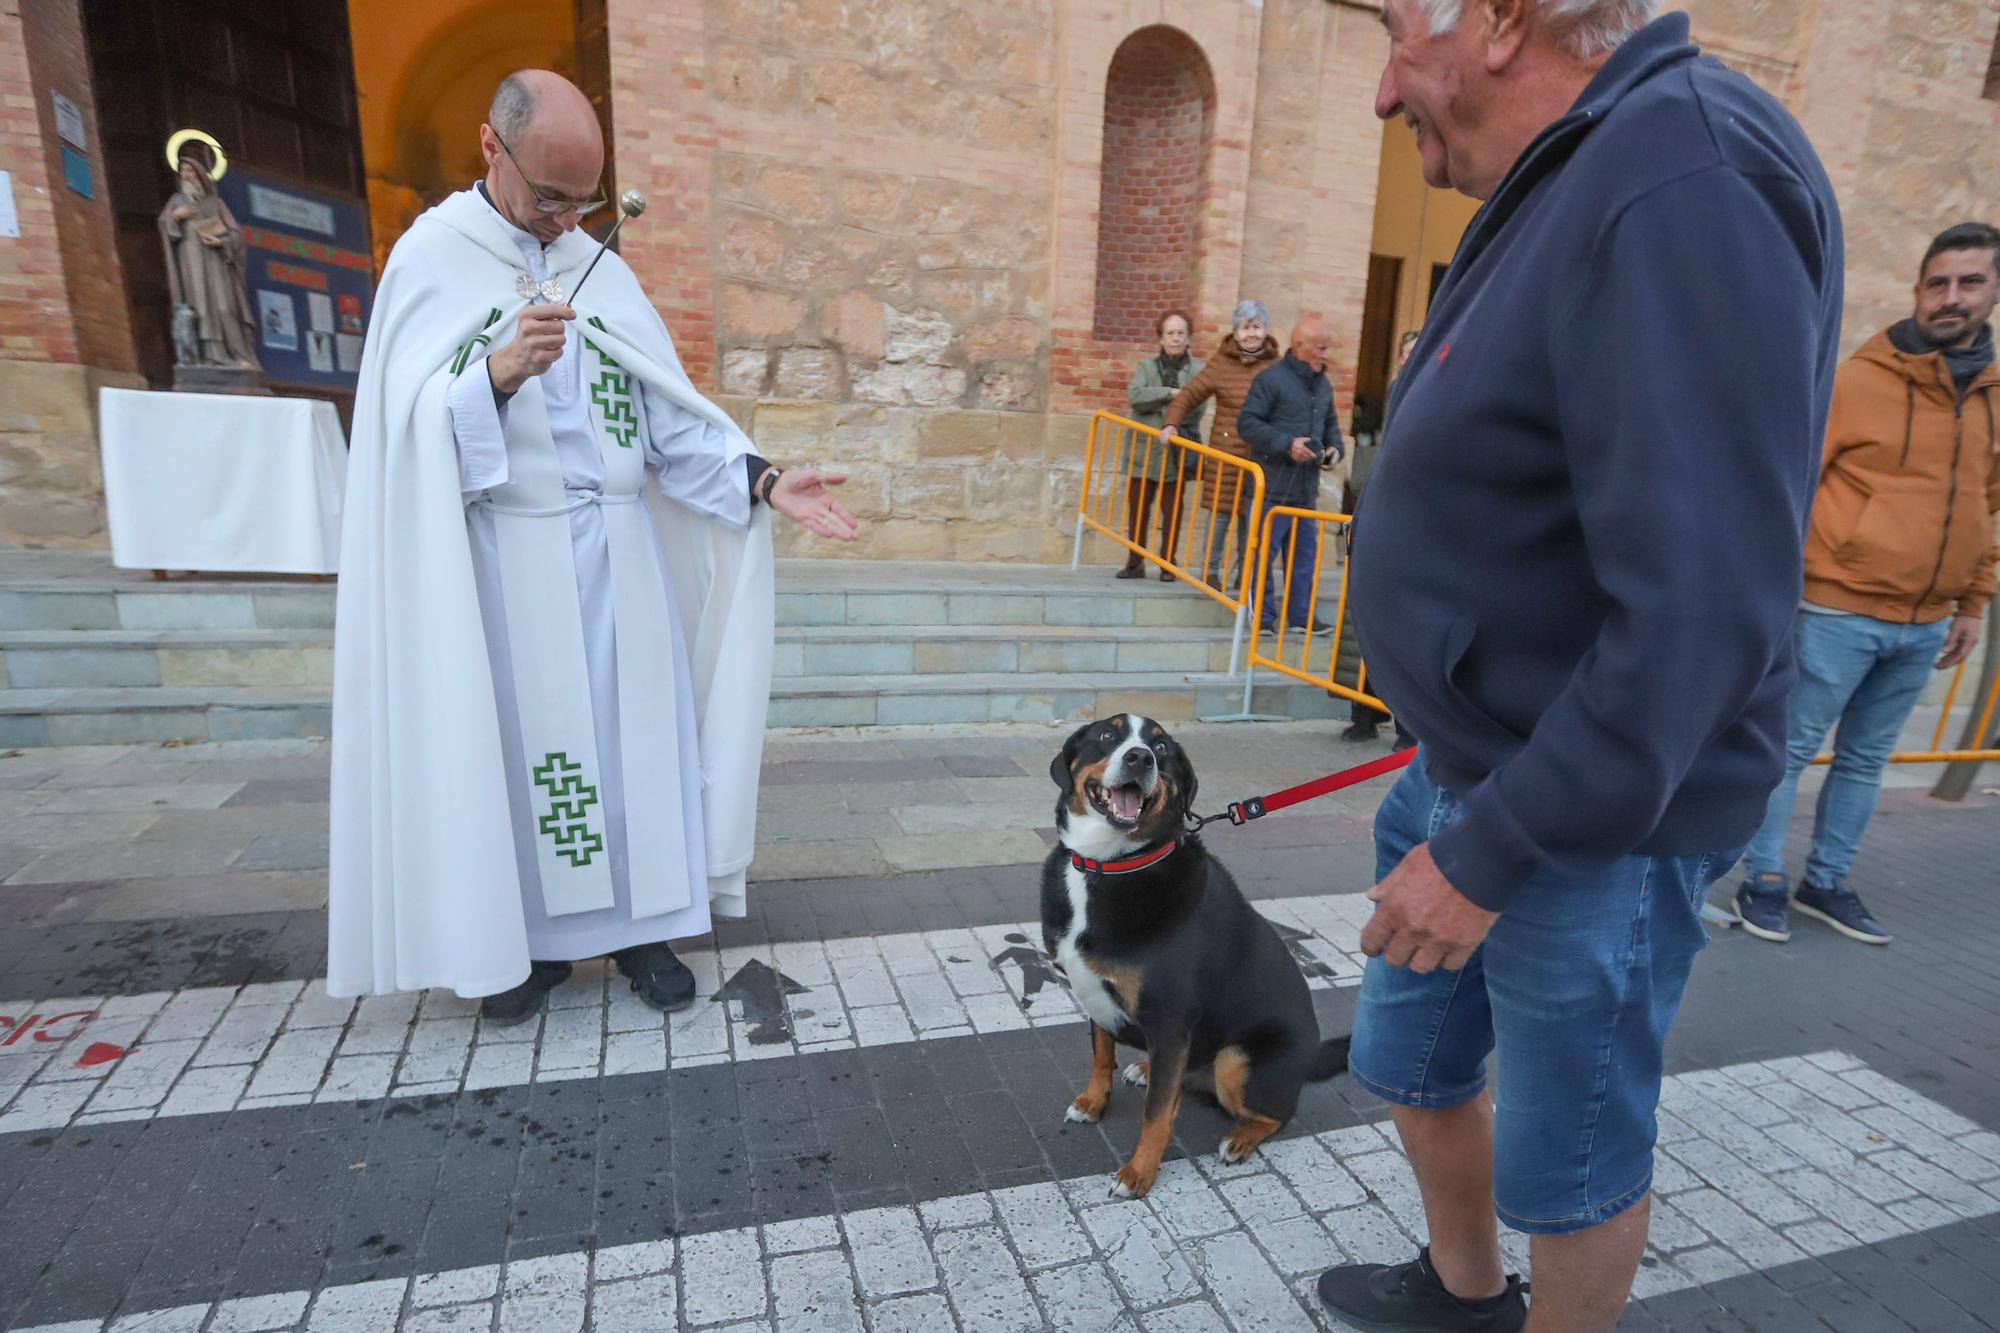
[15, 1053, 1998, 1333]
[0, 894, 1373, 1135]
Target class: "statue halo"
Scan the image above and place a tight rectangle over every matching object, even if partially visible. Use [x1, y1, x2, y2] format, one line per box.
[165, 128, 228, 181]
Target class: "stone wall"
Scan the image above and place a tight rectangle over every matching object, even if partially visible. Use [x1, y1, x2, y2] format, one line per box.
[1690, 0, 2000, 354]
[0, 0, 137, 547]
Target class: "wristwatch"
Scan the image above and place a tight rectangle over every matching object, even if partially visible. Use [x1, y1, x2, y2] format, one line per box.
[758, 466, 784, 506]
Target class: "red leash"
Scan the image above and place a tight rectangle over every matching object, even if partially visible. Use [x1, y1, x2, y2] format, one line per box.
[1188, 746, 1417, 832]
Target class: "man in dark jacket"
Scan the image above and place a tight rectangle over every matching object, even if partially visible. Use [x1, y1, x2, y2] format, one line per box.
[1237, 318, 1344, 634]
[1318, 3, 1842, 1331]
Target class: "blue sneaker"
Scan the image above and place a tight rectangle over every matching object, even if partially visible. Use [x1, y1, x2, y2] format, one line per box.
[1792, 878, 1891, 945]
[1733, 873, 1791, 942]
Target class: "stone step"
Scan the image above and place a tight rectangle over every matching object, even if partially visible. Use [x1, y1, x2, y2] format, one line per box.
[0, 628, 334, 689]
[0, 554, 1242, 633]
[0, 672, 1351, 747]
[766, 670, 1349, 728]
[0, 624, 1244, 690]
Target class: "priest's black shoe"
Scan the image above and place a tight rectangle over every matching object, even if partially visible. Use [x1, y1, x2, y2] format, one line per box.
[480, 960, 572, 1027]
[613, 942, 698, 1013]
[1316, 1248, 1527, 1332]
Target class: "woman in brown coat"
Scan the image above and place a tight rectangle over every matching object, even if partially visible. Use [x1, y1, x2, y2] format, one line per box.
[1162, 300, 1279, 590]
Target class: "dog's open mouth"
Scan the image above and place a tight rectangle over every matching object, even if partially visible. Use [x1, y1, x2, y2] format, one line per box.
[1085, 778, 1147, 829]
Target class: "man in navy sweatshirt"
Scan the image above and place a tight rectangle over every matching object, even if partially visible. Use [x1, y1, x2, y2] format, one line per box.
[1319, 3, 1841, 1331]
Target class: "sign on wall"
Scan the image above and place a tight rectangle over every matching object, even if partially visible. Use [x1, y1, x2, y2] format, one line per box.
[213, 168, 373, 390]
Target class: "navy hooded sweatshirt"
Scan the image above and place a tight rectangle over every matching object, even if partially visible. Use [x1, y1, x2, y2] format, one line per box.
[1349, 14, 1843, 911]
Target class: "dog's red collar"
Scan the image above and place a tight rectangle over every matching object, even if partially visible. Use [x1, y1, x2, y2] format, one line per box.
[1070, 838, 1181, 876]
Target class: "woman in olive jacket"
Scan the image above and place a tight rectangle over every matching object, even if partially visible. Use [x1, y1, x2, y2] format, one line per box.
[1119, 309, 1205, 580]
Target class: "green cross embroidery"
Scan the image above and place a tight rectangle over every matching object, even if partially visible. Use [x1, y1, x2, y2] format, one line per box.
[532, 751, 605, 867]
[584, 316, 638, 449]
[451, 307, 505, 376]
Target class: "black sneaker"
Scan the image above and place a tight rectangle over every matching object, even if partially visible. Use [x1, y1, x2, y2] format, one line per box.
[613, 942, 699, 1012]
[1342, 720, 1381, 743]
[1793, 877, 1890, 944]
[480, 960, 572, 1027]
[1733, 873, 1792, 943]
[1316, 1248, 1527, 1333]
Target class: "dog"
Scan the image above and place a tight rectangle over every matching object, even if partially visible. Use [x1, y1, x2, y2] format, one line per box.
[1042, 714, 1350, 1199]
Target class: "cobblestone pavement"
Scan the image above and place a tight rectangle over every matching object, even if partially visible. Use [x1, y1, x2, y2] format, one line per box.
[0, 722, 1996, 1331]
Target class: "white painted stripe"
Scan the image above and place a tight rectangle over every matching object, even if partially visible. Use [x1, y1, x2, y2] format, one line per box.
[0, 893, 1374, 1134]
[16, 1054, 1998, 1333]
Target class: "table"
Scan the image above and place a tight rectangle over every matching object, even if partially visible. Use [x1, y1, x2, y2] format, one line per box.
[98, 388, 347, 575]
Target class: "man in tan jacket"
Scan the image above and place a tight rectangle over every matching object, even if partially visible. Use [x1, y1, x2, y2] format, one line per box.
[1735, 222, 1999, 946]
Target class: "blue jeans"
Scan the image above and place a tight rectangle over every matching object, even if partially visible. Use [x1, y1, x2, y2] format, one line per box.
[1261, 510, 1320, 629]
[1741, 610, 1950, 885]
[1350, 754, 1740, 1234]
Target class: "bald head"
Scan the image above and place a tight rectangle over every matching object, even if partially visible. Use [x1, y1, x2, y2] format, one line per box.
[481, 70, 605, 241]
[1291, 318, 1333, 373]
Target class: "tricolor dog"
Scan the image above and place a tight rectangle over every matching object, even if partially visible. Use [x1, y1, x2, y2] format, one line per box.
[1042, 714, 1350, 1199]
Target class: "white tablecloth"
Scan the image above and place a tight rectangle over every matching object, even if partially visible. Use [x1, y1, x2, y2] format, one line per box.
[98, 388, 347, 574]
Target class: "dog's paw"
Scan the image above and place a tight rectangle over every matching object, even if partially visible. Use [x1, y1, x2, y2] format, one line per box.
[1066, 1094, 1107, 1124]
[1217, 1131, 1260, 1164]
[1120, 1061, 1149, 1088]
[1110, 1161, 1158, 1199]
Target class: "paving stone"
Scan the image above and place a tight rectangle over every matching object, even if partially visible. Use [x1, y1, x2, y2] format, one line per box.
[845, 1206, 937, 1299]
[769, 1248, 863, 1332]
[1030, 1260, 1132, 1332]
[866, 1293, 956, 1333]
[682, 1228, 768, 1325]
[590, 1273, 679, 1329]
[208, 1289, 311, 1331]
[993, 1182, 1093, 1271]
[304, 1278, 407, 1330]
[1083, 1204, 1202, 1308]
[1187, 1232, 1319, 1333]
[932, 1224, 1041, 1333]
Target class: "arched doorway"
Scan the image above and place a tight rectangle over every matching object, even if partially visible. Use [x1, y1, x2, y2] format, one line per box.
[346, 0, 608, 272]
[1091, 26, 1215, 344]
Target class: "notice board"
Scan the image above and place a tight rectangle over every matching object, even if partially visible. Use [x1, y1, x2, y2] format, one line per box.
[215, 169, 373, 391]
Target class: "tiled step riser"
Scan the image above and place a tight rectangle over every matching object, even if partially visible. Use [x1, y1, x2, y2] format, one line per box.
[768, 683, 1352, 729]
[777, 589, 1234, 630]
[0, 636, 1233, 691]
[1, 587, 1236, 633]
[775, 636, 1232, 678]
[0, 703, 330, 750]
[0, 645, 332, 691]
[0, 684, 1348, 746]
[0, 589, 336, 633]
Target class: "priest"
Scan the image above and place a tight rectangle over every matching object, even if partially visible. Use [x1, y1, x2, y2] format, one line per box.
[327, 70, 857, 1025]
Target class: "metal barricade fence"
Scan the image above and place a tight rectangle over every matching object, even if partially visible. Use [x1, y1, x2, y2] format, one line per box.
[1231, 504, 2000, 767]
[1070, 410, 1267, 675]
[1229, 505, 1388, 717]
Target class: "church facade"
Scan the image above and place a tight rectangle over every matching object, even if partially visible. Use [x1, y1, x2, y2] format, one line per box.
[3, 0, 1996, 559]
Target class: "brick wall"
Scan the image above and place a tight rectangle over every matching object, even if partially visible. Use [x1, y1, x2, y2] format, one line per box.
[0, 7, 74, 365]
[16, 0, 132, 373]
[1091, 28, 1213, 343]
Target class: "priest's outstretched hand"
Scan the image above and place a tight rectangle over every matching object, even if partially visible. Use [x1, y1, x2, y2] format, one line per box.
[769, 468, 860, 542]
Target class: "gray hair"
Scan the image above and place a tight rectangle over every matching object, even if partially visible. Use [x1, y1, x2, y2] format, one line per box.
[490, 73, 539, 142]
[1413, 0, 1659, 60]
[1231, 299, 1270, 329]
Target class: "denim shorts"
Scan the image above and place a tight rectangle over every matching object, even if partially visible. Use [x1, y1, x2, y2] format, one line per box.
[1349, 754, 1741, 1235]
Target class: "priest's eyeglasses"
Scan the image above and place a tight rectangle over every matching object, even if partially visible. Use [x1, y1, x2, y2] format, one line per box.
[493, 130, 607, 218]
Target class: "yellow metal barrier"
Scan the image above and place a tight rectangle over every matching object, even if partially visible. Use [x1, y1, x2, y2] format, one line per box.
[1070, 410, 1268, 673]
[1809, 654, 2000, 766]
[1230, 504, 2000, 763]
[1225, 504, 1388, 717]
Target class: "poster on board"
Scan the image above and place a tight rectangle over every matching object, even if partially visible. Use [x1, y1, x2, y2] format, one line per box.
[258, 290, 299, 351]
[214, 169, 372, 391]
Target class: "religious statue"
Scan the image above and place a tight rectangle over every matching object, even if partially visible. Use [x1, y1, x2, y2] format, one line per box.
[158, 150, 261, 374]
